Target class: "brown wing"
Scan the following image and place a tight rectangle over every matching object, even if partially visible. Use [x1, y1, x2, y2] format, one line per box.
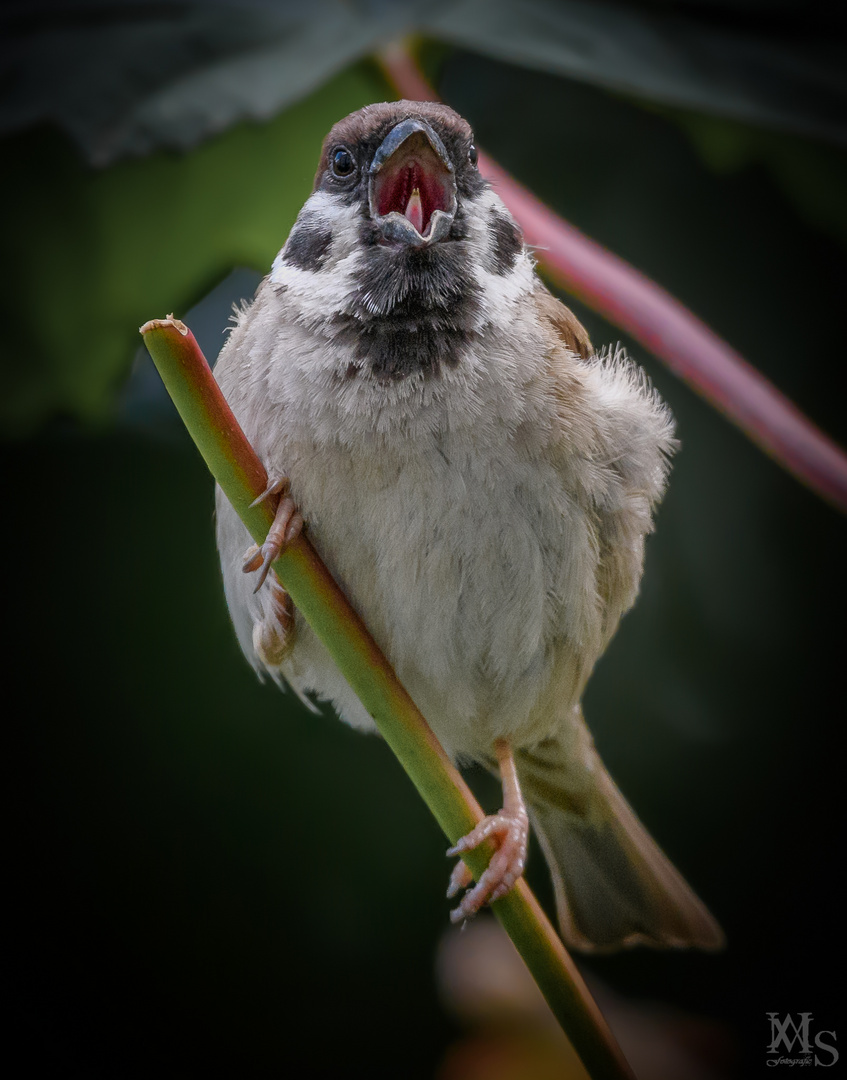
[534, 280, 675, 657]
[533, 283, 592, 360]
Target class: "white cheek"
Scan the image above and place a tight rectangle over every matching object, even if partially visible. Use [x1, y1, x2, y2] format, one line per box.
[269, 191, 365, 324]
[474, 252, 536, 327]
[466, 189, 537, 331]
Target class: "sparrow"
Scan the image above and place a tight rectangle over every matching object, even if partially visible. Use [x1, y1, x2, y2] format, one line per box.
[214, 99, 724, 952]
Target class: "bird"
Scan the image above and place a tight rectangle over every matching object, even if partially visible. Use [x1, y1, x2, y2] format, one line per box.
[213, 99, 724, 953]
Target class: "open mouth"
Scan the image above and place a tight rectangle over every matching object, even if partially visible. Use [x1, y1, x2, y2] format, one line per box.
[369, 121, 456, 245]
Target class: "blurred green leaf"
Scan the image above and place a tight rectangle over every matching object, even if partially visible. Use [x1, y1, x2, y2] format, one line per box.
[0, 1, 415, 165]
[0, 62, 388, 434]
[2, 1, 845, 165]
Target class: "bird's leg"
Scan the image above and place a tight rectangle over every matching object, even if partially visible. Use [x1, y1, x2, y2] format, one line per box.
[242, 477, 304, 593]
[241, 477, 303, 666]
[446, 737, 529, 922]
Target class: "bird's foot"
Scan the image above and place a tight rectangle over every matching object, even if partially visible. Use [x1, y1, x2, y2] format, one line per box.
[250, 570, 296, 666]
[242, 477, 304, 593]
[446, 805, 529, 922]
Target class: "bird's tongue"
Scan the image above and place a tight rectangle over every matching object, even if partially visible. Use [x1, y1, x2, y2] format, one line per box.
[405, 189, 424, 233]
[378, 162, 436, 234]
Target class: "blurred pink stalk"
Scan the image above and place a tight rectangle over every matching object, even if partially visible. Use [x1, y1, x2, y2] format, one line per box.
[378, 44, 847, 514]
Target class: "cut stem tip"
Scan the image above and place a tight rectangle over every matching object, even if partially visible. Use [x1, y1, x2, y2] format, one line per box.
[139, 313, 188, 337]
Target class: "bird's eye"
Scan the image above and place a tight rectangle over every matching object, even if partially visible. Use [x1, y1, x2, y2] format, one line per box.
[330, 147, 356, 178]
[468, 144, 478, 167]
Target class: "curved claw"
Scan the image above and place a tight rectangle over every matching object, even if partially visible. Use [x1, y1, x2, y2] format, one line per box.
[250, 475, 289, 509]
[241, 541, 278, 593]
[242, 495, 304, 593]
[251, 543, 277, 593]
[242, 544, 263, 574]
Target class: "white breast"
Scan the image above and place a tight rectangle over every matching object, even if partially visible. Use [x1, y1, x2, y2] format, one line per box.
[216, 322, 598, 761]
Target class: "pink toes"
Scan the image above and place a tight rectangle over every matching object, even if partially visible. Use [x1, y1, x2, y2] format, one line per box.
[242, 490, 304, 593]
[446, 859, 474, 899]
[446, 808, 529, 922]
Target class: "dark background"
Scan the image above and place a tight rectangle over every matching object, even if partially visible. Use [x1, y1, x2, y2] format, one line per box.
[3, 3, 845, 1077]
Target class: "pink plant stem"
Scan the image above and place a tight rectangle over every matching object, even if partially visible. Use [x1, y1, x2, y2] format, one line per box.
[378, 43, 847, 513]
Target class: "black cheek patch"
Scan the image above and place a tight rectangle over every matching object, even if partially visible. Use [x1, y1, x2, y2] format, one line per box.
[281, 223, 334, 271]
[487, 207, 523, 276]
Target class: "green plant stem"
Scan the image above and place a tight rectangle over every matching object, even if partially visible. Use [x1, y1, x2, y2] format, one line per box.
[141, 314, 635, 1080]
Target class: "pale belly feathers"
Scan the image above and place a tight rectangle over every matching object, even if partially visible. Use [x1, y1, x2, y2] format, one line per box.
[215, 312, 598, 761]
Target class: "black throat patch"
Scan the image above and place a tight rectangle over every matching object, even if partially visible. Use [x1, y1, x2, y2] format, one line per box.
[331, 214, 484, 381]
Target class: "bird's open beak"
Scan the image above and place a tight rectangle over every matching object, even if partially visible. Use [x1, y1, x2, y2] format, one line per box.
[369, 119, 456, 246]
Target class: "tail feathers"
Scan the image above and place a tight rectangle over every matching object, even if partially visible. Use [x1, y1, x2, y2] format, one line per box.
[517, 739, 724, 953]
